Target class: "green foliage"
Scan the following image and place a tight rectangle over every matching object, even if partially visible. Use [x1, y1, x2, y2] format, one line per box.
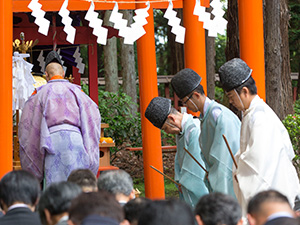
[154, 9, 170, 75]
[283, 98, 300, 163]
[133, 178, 179, 198]
[161, 130, 176, 146]
[215, 34, 227, 71]
[215, 85, 225, 105]
[289, 1, 300, 72]
[283, 114, 300, 159]
[98, 90, 142, 150]
[82, 84, 142, 151]
[294, 98, 300, 114]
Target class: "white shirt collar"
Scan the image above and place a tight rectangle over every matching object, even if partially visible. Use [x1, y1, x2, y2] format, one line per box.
[248, 95, 260, 109]
[267, 212, 294, 221]
[203, 97, 211, 115]
[7, 203, 30, 212]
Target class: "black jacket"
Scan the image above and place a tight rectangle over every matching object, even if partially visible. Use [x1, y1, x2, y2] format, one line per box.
[0, 207, 42, 225]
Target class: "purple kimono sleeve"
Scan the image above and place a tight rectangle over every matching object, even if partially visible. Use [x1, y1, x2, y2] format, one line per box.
[19, 96, 47, 181]
[77, 92, 101, 175]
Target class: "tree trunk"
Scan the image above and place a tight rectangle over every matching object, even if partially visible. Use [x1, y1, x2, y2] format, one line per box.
[225, 0, 240, 61]
[296, 61, 300, 99]
[205, 3, 215, 99]
[206, 32, 215, 99]
[265, 0, 293, 119]
[103, 10, 119, 93]
[225, 0, 241, 118]
[168, 8, 184, 75]
[120, 10, 138, 114]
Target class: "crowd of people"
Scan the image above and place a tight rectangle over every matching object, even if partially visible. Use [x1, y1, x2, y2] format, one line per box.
[1, 50, 299, 224]
[0, 169, 300, 225]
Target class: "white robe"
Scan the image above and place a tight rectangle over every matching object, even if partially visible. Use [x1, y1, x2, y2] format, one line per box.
[233, 95, 300, 215]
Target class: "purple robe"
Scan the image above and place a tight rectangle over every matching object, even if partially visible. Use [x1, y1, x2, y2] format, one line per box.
[19, 79, 101, 185]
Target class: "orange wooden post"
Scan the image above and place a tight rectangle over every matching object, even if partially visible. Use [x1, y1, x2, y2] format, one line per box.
[0, 0, 13, 178]
[238, 0, 265, 100]
[183, 0, 206, 117]
[136, 3, 165, 199]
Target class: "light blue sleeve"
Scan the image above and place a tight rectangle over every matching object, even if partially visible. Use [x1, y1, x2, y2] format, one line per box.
[206, 111, 240, 198]
[175, 115, 209, 207]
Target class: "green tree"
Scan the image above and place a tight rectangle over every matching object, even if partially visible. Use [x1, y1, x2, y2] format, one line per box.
[215, 34, 226, 71]
[289, 1, 300, 73]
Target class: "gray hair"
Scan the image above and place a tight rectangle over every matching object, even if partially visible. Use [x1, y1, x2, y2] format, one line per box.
[97, 170, 133, 196]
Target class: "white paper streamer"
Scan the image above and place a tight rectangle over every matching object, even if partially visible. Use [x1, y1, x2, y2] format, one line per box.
[57, 49, 67, 73]
[193, 0, 211, 27]
[73, 46, 85, 74]
[193, 0, 227, 37]
[85, 1, 108, 45]
[163, 0, 186, 44]
[37, 50, 45, 72]
[28, 0, 50, 36]
[12, 52, 36, 112]
[109, 2, 128, 30]
[58, 0, 76, 44]
[114, 2, 150, 45]
[209, 0, 227, 37]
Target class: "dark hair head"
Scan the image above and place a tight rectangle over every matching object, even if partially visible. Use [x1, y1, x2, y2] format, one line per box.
[0, 170, 40, 208]
[138, 199, 194, 225]
[67, 169, 97, 191]
[38, 181, 82, 225]
[235, 76, 257, 95]
[193, 84, 205, 95]
[69, 191, 124, 225]
[195, 193, 242, 225]
[124, 197, 152, 224]
[97, 170, 133, 196]
[247, 190, 290, 215]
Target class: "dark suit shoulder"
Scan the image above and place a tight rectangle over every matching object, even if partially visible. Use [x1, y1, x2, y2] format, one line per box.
[0, 207, 42, 225]
[264, 217, 300, 225]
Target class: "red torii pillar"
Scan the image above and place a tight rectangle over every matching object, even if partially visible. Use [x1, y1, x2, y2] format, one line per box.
[182, 0, 207, 117]
[183, 0, 207, 94]
[0, 0, 13, 179]
[136, 3, 165, 199]
[238, 0, 265, 100]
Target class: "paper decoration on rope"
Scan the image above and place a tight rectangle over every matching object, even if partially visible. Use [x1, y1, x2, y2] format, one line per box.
[193, 0, 211, 28]
[12, 52, 36, 112]
[28, 0, 50, 36]
[209, 0, 227, 37]
[110, 2, 150, 45]
[73, 46, 85, 74]
[58, 0, 76, 44]
[37, 50, 45, 72]
[193, 0, 227, 37]
[57, 49, 67, 72]
[85, 1, 108, 45]
[163, 0, 185, 44]
[109, 2, 128, 30]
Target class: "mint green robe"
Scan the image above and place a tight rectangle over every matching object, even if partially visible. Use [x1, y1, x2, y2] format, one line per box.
[175, 113, 209, 207]
[200, 101, 240, 198]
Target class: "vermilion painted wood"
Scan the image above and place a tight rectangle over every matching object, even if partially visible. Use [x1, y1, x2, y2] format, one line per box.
[12, 0, 184, 12]
[136, 2, 165, 199]
[238, 0, 266, 101]
[182, 0, 204, 117]
[0, 0, 13, 178]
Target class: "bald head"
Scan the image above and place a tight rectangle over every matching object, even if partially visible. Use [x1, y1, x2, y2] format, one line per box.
[45, 62, 65, 80]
